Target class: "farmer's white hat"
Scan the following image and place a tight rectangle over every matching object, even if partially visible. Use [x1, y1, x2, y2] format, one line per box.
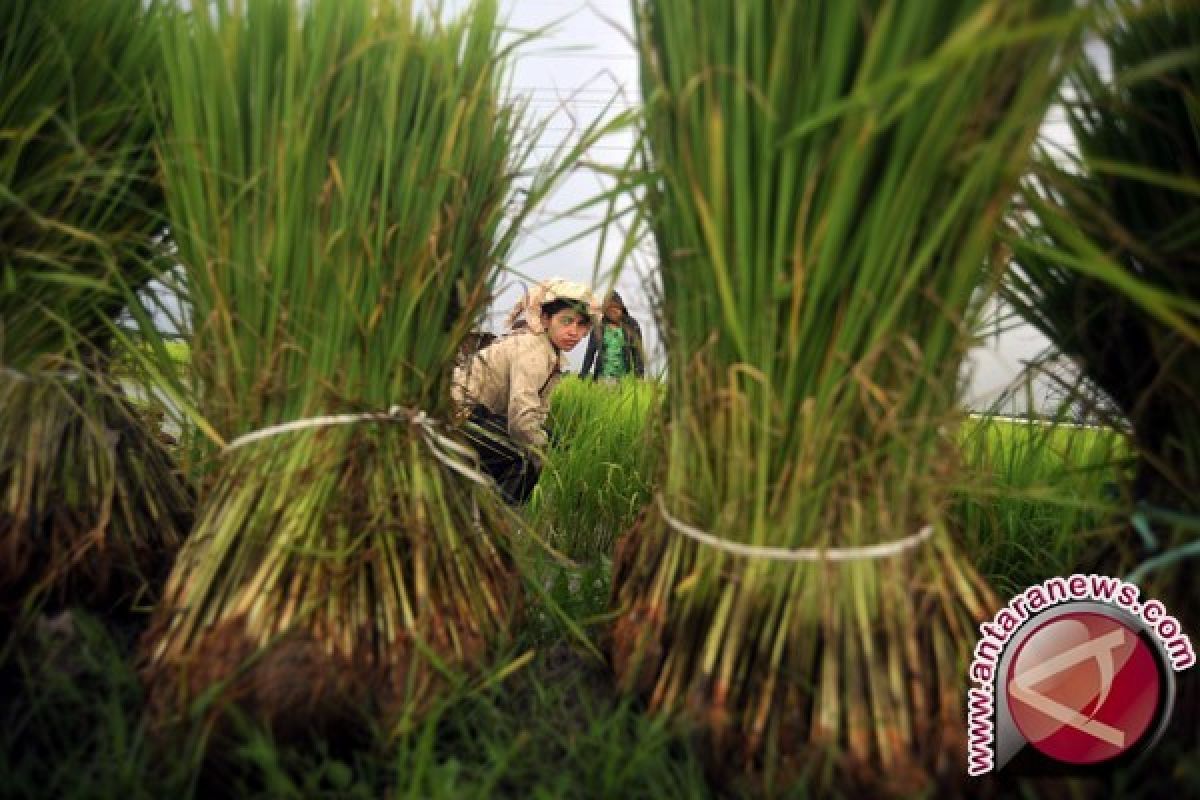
[504, 278, 600, 334]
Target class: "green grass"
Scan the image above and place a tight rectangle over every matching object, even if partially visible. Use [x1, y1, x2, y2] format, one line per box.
[955, 414, 1131, 595]
[159, 340, 190, 367]
[1, 594, 710, 800]
[529, 376, 663, 561]
[113, 338, 192, 380]
[4, 380, 1196, 799]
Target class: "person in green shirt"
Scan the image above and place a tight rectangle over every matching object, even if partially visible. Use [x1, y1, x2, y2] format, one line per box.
[581, 291, 646, 382]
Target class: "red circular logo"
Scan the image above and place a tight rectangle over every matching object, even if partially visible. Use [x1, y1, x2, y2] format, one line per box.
[1005, 611, 1161, 765]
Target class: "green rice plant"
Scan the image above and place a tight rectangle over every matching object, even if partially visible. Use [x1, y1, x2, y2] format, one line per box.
[0, 612, 205, 800]
[1006, 0, 1200, 519]
[955, 415, 1129, 596]
[137, 0, 599, 739]
[1003, 0, 1200, 736]
[609, 0, 1081, 790]
[0, 0, 164, 366]
[529, 376, 662, 560]
[0, 0, 192, 615]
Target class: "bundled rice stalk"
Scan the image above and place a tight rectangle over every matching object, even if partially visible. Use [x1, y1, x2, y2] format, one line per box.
[1003, 0, 1199, 727]
[0, 0, 192, 615]
[610, 0, 1077, 790]
[139, 0, 546, 737]
[1008, 0, 1200, 524]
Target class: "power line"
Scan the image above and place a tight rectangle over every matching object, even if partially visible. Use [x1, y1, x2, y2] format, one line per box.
[511, 52, 635, 60]
[512, 85, 634, 92]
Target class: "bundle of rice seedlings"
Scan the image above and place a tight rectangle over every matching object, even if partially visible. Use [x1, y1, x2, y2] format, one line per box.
[609, 0, 1077, 790]
[0, 0, 192, 615]
[1006, 1, 1199, 547]
[139, 0, 557, 737]
[1004, 0, 1199, 726]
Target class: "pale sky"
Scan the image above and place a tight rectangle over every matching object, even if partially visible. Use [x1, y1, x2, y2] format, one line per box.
[466, 0, 651, 370]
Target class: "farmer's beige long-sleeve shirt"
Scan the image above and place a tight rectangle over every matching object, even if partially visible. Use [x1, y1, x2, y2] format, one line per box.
[451, 331, 565, 449]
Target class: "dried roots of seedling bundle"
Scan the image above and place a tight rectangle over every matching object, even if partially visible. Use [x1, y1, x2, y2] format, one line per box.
[0, 371, 192, 616]
[139, 424, 521, 741]
[610, 509, 996, 795]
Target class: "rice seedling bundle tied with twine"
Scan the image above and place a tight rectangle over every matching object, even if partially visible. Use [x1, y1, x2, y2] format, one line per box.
[1006, 0, 1200, 577]
[610, 0, 1078, 789]
[140, 0, 536, 736]
[0, 0, 191, 615]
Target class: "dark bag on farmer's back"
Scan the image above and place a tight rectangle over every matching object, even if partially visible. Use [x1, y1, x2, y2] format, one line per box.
[466, 405, 517, 456]
[462, 405, 540, 505]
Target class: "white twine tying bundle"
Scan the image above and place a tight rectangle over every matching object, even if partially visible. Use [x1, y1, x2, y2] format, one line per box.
[2, 366, 82, 383]
[655, 493, 934, 562]
[223, 405, 493, 489]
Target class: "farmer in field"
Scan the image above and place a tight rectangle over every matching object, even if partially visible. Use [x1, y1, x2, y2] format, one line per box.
[580, 290, 645, 382]
[452, 279, 599, 505]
